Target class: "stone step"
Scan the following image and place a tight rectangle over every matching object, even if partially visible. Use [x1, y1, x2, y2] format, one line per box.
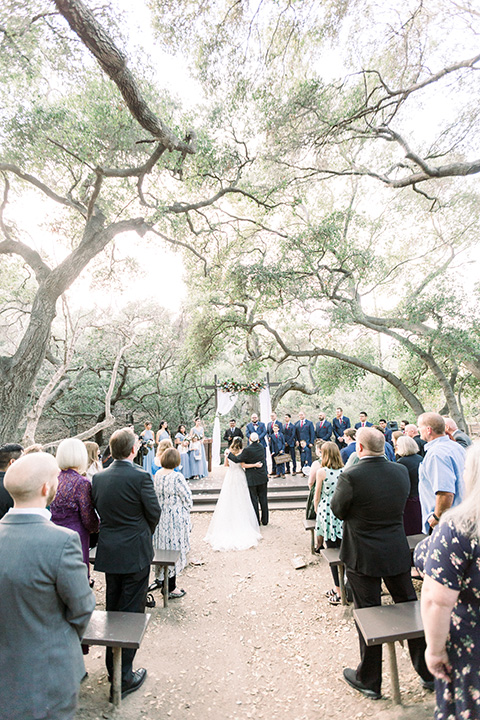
[191, 500, 308, 513]
[191, 484, 308, 496]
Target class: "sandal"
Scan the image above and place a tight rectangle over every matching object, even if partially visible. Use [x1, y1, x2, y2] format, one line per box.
[325, 588, 336, 598]
[145, 593, 156, 608]
[328, 592, 341, 605]
[148, 579, 163, 592]
[168, 588, 186, 599]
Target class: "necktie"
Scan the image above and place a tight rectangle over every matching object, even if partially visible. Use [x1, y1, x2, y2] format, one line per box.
[301, 421, 304, 427]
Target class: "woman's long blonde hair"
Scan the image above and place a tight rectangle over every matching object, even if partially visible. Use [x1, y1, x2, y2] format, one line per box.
[320, 441, 343, 470]
[442, 442, 480, 538]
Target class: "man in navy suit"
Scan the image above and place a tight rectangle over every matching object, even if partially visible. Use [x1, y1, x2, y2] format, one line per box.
[315, 413, 333, 441]
[295, 411, 315, 450]
[332, 407, 351, 450]
[267, 412, 284, 476]
[245, 413, 267, 448]
[270, 424, 286, 478]
[283, 413, 298, 475]
[354, 412, 373, 430]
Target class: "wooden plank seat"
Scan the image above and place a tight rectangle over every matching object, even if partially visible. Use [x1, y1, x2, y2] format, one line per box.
[407, 533, 427, 552]
[320, 548, 347, 606]
[303, 518, 316, 554]
[82, 610, 151, 708]
[89, 547, 180, 608]
[353, 600, 424, 705]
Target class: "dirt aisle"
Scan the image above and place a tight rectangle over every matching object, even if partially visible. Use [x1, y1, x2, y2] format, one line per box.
[77, 510, 435, 720]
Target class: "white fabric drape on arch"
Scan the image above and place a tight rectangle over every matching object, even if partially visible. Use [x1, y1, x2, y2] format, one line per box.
[212, 391, 238, 467]
[259, 386, 273, 473]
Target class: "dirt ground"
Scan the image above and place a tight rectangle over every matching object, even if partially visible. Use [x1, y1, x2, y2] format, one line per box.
[76, 509, 435, 720]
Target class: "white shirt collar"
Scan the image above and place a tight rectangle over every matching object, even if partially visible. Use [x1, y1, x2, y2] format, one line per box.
[7, 507, 51, 519]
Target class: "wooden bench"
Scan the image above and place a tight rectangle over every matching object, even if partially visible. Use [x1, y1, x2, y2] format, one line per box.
[353, 600, 424, 704]
[407, 533, 427, 552]
[89, 547, 180, 607]
[304, 518, 316, 554]
[82, 610, 151, 708]
[320, 548, 347, 606]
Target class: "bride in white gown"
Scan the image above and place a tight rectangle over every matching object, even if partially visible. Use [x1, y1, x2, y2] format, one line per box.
[204, 438, 263, 551]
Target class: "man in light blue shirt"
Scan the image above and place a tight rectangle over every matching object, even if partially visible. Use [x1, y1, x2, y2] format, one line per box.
[417, 412, 466, 533]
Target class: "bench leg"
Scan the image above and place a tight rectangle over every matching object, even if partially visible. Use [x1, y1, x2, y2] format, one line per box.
[163, 565, 169, 608]
[310, 528, 315, 555]
[112, 646, 122, 708]
[338, 563, 347, 606]
[387, 641, 401, 705]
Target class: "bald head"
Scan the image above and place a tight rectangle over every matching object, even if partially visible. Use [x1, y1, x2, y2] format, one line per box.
[249, 432, 259, 443]
[356, 427, 385, 456]
[404, 424, 418, 438]
[4, 452, 59, 507]
[443, 417, 458, 434]
[417, 413, 445, 442]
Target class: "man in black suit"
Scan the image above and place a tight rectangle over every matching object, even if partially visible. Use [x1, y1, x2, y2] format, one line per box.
[331, 427, 433, 699]
[227, 432, 269, 525]
[92, 427, 161, 701]
[0, 443, 23, 519]
[223, 419, 244, 447]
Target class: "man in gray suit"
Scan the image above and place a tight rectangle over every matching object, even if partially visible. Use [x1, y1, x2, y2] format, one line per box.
[0, 452, 95, 720]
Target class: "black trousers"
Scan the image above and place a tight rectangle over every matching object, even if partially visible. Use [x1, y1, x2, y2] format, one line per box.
[346, 568, 433, 693]
[248, 483, 269, 525]
[105, 567, 150, 684]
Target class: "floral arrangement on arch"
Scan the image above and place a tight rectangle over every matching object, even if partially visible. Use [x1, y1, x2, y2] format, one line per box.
[220, 379, 265, 395]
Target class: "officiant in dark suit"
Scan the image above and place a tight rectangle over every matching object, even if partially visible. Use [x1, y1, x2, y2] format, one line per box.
[92, 427, 161, 701]
[228, 432, 269, 525]
[330, 427, 433, 699]
[223, 419, 244, 447]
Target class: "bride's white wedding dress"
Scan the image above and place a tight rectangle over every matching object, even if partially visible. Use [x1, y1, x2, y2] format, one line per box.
[204, 461, 262, 551]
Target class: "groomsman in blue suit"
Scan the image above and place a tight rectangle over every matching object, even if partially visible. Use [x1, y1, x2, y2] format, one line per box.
[246, 413, 267, 448]
[270, 424, 286, 478]
[332, 407, 351, 450]
[315, 412, 333, 441]
[267, 412, 284, 476]
[295, 411, 315, 450]
[283, 413, 298, 475]
[354, 412, 373, 430]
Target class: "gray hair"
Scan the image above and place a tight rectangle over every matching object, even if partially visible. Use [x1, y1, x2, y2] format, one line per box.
[56, 438, 88, 473]
[249, 432, 259, 442]
[396, 435, 419, 457]
[442, 441, 480, 538]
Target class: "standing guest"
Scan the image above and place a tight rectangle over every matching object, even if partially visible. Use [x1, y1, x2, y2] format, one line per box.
[332, 407, 351, 450]
[0, 443, 23, 519]
[223, 419, 244, 447]
[340, 428, 356, 464]
[153, 438, 174, 476]
[84, 441, 103, 481]
[378, 419, 393, 445]
[396, 435, 423, 535]
[189, 417, 209, 479]
[283, 413, 298, 475]
[400, 420, 409, 432]
[246, 413, 268, 448]
[228, 432, 269, 525]
[443, 417, 473, 449]
[92, 428, 161, 701]
[355, 412, 372, 429]
[417, 412, 466, 534]
[270, 424, 286, 478]
[0, 452, 95, 720]
[295, 410, 315, 453]
[267, 412, 284, 477]
[101, 445, 114, 468]
[405, 423, 427, 457]
[375, 426, 396, 461]
[306, 439, 326, 550]
[314, 442, 344, 605]
[174, 425, 192, 479]
[391, 430, 404, 456]
[51, 439, 99, 569]
[140, 421, 156, 477]
[414, 443, 480, 720]
[156, 420, 170, 444]
[331, 427, 433, 699]
[315, 413, 333, 442]
[149, 448, 192, 598]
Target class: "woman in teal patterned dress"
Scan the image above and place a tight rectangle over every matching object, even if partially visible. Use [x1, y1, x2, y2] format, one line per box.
[414, 442, 480, 720]
[314, 441, 344, 605]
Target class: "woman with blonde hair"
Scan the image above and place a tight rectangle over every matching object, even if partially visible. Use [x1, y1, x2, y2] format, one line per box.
[414, 443, 480, 718]
[314, 441, 344, 605]
[84, 441, 102, 481]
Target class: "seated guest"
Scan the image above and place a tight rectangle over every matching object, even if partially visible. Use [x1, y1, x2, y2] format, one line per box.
[340, 428, 356, 464]
[51, 439, 99, 568]
[0, 443, 23, 519]
[0, 452, 95, 720]
[396, 435, 423, 535]
[315, 413, 333, 441]
[270, 424, 286, 478]
[84, 441, 103, 480]
[354, 412, 372, 429]
[150, 448, 192, 599]
[414, 443, 480, 719]
[223, 419, 244, 447]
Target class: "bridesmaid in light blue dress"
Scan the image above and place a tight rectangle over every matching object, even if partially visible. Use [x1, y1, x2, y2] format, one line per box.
[140, 421, 155, 477]
[188, 418, 208, 479]
[175, 424, 192, 479]
[156, 420, 171, 445]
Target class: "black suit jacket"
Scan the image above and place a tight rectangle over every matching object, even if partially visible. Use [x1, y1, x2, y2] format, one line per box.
[228, 442, 268, 487]
[92, 459, 161, 574]
[0, 471, 13, 519]
[330, 456, 410, 577]
[223, 427, 244, 446]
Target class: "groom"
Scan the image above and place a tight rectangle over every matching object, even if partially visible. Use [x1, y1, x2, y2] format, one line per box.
[227, 433, 269, 525]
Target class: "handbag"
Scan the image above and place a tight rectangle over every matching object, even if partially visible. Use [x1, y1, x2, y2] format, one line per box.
[306, 483, 317, 520]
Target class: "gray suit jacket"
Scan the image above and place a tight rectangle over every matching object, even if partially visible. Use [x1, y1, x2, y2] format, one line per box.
[0, 513, 95, 719]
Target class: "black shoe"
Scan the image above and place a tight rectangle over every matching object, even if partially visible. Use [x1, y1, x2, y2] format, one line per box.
[148, 579, 162, 592]
[109, 668, 147, 702]
[343, 668, 381, 700]
[261, 521, 268, 526]
[421, 679, 435, 692]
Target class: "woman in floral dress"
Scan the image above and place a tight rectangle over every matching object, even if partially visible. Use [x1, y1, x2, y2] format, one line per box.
[150, 448, 192, 599]
[414, 442, 480, 720]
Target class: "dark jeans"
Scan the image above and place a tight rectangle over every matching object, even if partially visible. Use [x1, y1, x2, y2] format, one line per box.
[248, 483, 269, 525]
[105, 567, 150, 684]
[346, 568, 433, 693]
